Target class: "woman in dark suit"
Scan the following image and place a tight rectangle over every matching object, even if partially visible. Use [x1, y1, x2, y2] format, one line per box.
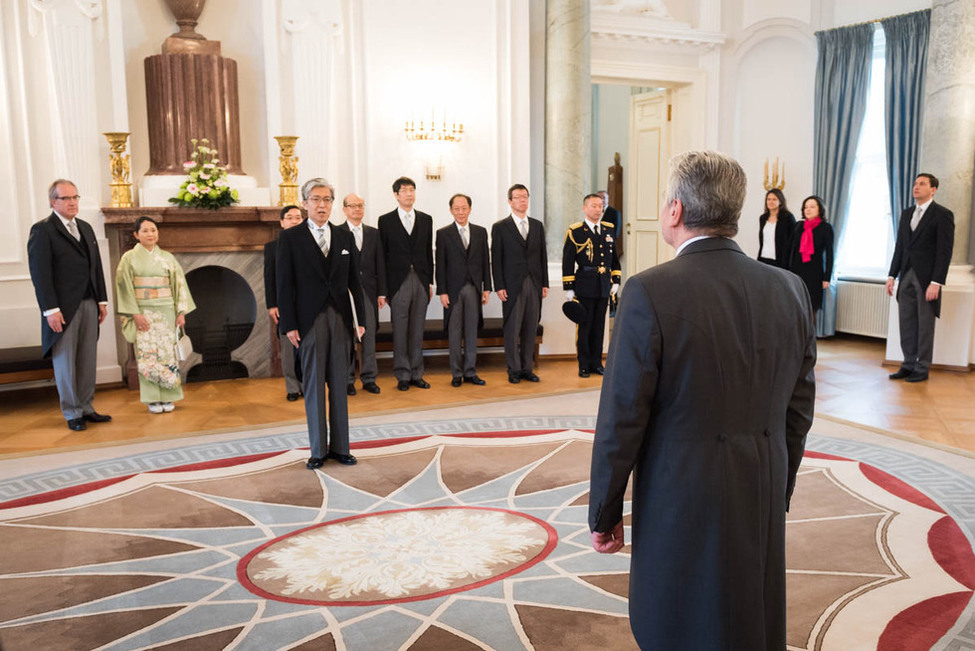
[757, 188, 796, 268]
[789, 195, 834, 314]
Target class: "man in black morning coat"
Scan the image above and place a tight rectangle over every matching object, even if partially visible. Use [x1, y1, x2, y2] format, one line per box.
[27, 179, 111, 431]
[491, 184, 548, 383]
[886, 172, 954, 383]
[264, 204, 304, 401]
[435, 193, 491, 386]
[588, 151, 816, 650]
[277, 178, 365, 469]
[377, 177, 434, 391]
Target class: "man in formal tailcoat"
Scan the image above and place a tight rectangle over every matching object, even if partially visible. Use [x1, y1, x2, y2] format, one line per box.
[27, 179, 111, 431]
[377, 177, 434, 391]
[277, 178, 366, 469]
[436, 193, 491, 387]
[264, 204, 305, 401]
[886, 173, 954, 383]
[562, 194, 621, 377]
[491, 184, 549, 383]
[589, 151, 817, 650]
[340, 193, 386, 395]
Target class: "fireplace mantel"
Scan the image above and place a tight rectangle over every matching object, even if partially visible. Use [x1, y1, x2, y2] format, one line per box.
[102, 206, 283, 253]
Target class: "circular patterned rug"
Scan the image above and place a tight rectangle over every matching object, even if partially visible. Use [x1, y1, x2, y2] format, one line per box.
[0, 426, 972, 650]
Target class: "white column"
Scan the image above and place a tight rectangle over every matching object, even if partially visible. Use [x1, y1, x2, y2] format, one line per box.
[544, 0, 591, 255]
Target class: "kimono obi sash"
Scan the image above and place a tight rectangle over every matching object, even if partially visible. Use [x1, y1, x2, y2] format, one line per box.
[133, 276, 172, 300]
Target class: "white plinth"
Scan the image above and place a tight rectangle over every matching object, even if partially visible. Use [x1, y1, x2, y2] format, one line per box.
[885, 264, 975, 369]
[138, 175, 271, 207]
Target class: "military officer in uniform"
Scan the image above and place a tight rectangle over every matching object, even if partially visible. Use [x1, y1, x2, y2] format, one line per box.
[563, 193, 621, 377]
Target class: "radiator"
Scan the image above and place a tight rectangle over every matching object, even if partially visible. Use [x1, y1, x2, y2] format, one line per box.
[835, 279, 889, 338]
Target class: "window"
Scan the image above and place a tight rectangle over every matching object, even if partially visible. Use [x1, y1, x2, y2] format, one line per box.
[835, 25, 895, 280]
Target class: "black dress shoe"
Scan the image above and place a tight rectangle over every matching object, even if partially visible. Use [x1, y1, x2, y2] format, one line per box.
[327, 451, 358, 465]
[521, 371, 540, 382]
[363, 382, 381, 394]
[83, 411, 112, 423]
[67, 418, 86, 431]
[451, 377, 463, 387]
[347, 384, 357, 396]
[906, 371, 929, 383]
[508, 374, 521, 384]
[592, 366, 605, 376]
[579, 369, 590, 378]
[286, 392, 301, 402]
[306, 457, 325, 470]
[464, 375, 486, 386]
[410, 378, 431, 389]
[398, 380, 410, 391]
[888, 367, 912, 380]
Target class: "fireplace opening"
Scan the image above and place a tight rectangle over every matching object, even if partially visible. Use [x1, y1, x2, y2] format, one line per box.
[183, 265, 256, 382]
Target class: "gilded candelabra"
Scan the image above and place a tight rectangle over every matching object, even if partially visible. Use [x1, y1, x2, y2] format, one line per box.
[275, 136, 300, 206]
[103, 132, 133, 207]
[763, 157, 786, 191]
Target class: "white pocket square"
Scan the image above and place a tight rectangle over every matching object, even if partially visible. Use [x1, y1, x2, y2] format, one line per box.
[341, 249, 349, 255]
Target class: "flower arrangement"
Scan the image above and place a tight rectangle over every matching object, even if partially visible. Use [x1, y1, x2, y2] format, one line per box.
[169, 138, 240, 210]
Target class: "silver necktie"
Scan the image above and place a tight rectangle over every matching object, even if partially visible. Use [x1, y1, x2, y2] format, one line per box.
[519, 219, 528, 240]
[461, 226, 469, 250]
[910, 207, 923, 231]
[317, 227, 329, 256]
[67, 220, 80, 241]
[405, 214, 413, 235]
[353, 226, 362, 251]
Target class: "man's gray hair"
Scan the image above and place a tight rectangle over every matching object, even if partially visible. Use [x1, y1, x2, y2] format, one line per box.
[664, 151, 746, 237]
[48, 178, 77, 202]
[301, 177, 335, 201]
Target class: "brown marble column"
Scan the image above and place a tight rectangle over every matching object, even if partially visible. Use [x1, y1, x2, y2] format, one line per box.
[145, 53, 244, 175]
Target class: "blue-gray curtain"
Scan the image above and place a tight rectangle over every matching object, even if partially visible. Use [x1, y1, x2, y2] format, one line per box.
[882, 10, 931, 230]
[813, 23, 874, 337]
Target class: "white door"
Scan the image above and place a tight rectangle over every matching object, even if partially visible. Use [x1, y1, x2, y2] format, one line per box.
[625, 89, 671, 281]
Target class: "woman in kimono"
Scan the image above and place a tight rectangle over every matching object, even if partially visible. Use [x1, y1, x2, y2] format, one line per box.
[116, 216, 196, 413]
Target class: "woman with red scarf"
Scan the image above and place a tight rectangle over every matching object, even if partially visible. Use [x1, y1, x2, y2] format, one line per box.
[789, 195, 834, 313]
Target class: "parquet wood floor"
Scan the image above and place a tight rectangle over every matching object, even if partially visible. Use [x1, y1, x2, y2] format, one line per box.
[1, 336, 972, 458]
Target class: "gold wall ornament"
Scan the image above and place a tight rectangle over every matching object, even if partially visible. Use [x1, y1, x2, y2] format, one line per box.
[103, 132, 133, 208]
[763, 157, 786, 191]
[275, 136, 300, 206]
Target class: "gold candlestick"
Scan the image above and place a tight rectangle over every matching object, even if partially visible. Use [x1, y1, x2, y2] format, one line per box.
[275, 135, 300, 207]
[103, 132, 133, 207]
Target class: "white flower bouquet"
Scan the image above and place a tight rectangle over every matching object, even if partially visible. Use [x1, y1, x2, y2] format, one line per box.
[169, 138, 240, 210]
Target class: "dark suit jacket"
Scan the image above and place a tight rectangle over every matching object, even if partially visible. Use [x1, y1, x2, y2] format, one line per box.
[758, 210, 796, 269]
[888, 201, 954, 317]
[490, 216, 548, 320]
[377, 209, 433, 298]
[27, 213, 108, 357]
[788, 220, 834, 312]
[275, 222, 365, 340]
[602, 205, 623, 255]
[340, 222, 386, 321]
[589, 237, 816, 650]
[436, 222, 491, 328]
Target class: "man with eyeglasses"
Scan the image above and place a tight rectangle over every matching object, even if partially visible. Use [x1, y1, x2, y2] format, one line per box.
[27, 179, 111, 431]
[276, 178, 366, 469]
[340, 193, 385, 395]
[378, 177, 434, 391]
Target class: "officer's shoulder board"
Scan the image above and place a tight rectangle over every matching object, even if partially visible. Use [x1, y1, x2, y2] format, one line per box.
[599, 221, 614, 229]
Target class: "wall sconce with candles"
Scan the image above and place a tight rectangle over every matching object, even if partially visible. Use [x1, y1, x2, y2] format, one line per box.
[763, 157, 786, 191]
[405, 108, 464, 181]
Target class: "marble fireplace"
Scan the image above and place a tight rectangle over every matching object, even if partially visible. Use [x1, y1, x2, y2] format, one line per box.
[103, 207, 283, 390]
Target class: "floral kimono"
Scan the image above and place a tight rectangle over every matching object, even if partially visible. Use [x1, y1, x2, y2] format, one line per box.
[115, 244, 196, 404]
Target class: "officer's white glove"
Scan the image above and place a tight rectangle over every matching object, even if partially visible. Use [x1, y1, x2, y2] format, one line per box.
[610, 284, 619, 296]
[565, 290, 575, 300]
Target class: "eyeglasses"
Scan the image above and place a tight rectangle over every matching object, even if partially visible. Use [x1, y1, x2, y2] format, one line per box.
[56, 195, 81, 201]
[306, 196, 334, 204]
[345, 203, 364, 209]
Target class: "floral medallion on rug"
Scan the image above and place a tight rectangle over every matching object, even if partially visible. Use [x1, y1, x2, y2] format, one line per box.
[0, 420, 973, 650]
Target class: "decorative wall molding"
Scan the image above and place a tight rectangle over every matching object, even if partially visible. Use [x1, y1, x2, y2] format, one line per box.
[591, 11, 725, 52]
